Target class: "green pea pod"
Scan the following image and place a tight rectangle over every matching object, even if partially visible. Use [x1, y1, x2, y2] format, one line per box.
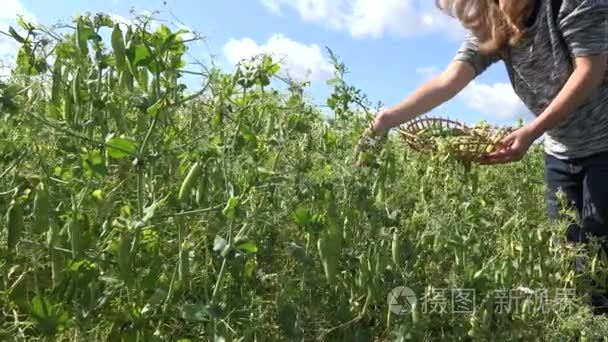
[125, 39, 137, 77]
[342, 216, 351, 243]
[107, 68, 115, 89]
[521, 298, 532, 321]
[76, 17, 89, 56]
[411, 301, 419, 325]
[51, 60, 62, 106]
[7, 200, 24, 252]
[317, 233, 338, 285]
[72, 67, 81, 106]
[111, 24, 126, 72]
[265, 113, 275, 137]
[68, 218, 83, 259]
[32, 182, 50, 234]
[374, 250, 386, 275]
[179, 162, 203, 203]
[119, 70, 133, 92]
[48, 223, 63, 288]
[212, 104, 224, 129]
[179, 246, 190, 287]
[196, 166, 208, 206]
[391, 231, 403, 267]
[109, 104, 129, 133]
[150, 76, 158, 101]
[357, 256, 370, 289]
[433, 234, 442, 253]
[481, 296, 493, 325]
[373, 169, 387, 203]
[118, 231, 133, 285]
[63, 87, 73, 125]
[138, 67, 148, 91]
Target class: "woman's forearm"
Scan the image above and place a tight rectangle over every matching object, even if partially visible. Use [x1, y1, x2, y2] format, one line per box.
[527, 55, 608, 138]
[374, 61, 476, 134]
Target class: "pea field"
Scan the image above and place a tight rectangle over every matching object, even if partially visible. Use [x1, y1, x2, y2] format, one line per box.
[2, 13, 608, 342]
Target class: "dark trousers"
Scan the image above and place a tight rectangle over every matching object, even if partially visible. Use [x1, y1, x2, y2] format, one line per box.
[545, 151, 608, 248]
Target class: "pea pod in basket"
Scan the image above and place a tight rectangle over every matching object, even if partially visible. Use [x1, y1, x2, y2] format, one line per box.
[398, 117, 513, 163]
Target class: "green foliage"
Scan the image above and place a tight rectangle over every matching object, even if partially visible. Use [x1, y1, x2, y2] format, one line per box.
[0, 12, 606, 342]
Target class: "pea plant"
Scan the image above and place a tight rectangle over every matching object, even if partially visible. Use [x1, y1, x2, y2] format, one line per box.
[1, 12, 608, 342]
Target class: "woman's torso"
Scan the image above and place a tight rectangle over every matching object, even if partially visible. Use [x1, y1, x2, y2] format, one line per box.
[503, 0, 608, 159]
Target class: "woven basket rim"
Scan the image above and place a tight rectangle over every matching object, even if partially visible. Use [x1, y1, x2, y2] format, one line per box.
[397, 116, 514, 162]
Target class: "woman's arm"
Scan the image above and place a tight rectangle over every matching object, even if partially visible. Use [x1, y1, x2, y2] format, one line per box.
[483, 55, 608, 164]
[528, 55, 608, 137]
[372, 61, 476, 135]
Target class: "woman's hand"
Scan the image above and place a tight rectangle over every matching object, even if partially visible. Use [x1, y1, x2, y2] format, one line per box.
[480, 126, 538, 165]
[354, 115, 388, 167]
[481, 55, 608, 166]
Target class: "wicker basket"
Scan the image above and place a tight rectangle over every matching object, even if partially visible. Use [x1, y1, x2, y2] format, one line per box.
[398, 117, 513, 162]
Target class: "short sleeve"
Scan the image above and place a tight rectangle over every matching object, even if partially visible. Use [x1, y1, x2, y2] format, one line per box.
[559, 0, 608, 57]
[453, 33, 499, 76]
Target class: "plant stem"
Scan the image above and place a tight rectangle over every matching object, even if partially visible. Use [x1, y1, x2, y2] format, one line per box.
[211, 220, 232, 303]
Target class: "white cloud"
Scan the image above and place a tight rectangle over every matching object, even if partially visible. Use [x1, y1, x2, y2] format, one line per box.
[0, 0, 36, 64]
[414, 65, 531, 121]
[458, 81, 532, 121]
[108, 13, 132, 26]
[261, 0, 283, 14]
[223, 34, 333, 82]
[109, 12, 198, 41]
[0, 0, 34, 22]
[260, 0, 466, 39]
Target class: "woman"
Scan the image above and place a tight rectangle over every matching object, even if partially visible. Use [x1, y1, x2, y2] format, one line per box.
[361, 0, 608, 312]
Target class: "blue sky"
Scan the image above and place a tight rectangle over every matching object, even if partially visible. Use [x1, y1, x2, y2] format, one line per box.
[1, 0, 532, 126]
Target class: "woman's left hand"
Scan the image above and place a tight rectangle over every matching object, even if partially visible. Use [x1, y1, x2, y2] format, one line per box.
[480, 126, 538, 165]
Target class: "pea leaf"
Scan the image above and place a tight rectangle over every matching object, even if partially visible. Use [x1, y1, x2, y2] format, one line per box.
[146, 98, 164, 116]
[76, 17, 92, 56]
[16, 17, 33, 31]
[236, 240, 258, 254]
[106, 136, 137, 159]
[91, 189, 103, 200]
[16, 46, 32, 75]
[221, 196, 239, 220]
[261, 56, 280, 76]
[81, 150, 108, 178]
[132, 44, 152, 67]
[294, 207, 311, 226]
[8, 26, 25, 43]
[30, 296, 69, 336]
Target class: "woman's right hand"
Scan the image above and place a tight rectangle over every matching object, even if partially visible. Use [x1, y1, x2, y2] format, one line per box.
[354, 115, 388, 167]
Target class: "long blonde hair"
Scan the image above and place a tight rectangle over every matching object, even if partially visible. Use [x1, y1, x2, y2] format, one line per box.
[436, 0, 536, 54]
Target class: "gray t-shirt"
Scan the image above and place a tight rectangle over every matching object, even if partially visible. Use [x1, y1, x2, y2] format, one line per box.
[454, 0, 608, 159]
